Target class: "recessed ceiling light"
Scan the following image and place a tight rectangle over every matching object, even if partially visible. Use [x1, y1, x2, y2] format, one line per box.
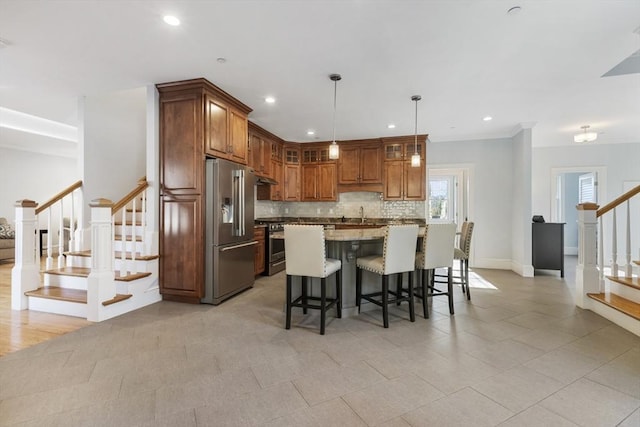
[216, 57, 227, 64]
[483, 116, 493, 121]
[306, 130, 315, 136]
[0, 38, 9, 49]
[265, 96, 276, 104]
[387, 124, 396, 129]
[163, 15, 180, 26]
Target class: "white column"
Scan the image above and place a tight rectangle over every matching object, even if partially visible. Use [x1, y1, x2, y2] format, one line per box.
[86, 198, 116, 322]
[576, 202, 600, 308]
[11, 200, 40, 310]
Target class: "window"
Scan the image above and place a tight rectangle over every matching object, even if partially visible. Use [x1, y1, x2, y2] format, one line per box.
[579, 172, 597, 203]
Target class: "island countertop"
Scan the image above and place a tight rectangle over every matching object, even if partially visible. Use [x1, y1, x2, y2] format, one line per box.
[270, 226, 426, 241]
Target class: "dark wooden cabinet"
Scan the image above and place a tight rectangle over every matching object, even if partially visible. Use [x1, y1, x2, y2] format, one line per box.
[284, 145, 300, 201]
[300, 145, 337, 201]
[254, 227, 265, 276]
[159, 194, 203, 300]
[382, 136, 426, 201]
[532, 222, 565, 277]
[338, 141, 382, 188]
[157, 78, 252, 302]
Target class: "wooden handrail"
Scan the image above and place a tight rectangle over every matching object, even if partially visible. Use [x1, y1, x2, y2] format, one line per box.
[35, 181, 83, 214]
[597, 184, 640, 217]
[112, 179, 149, 214]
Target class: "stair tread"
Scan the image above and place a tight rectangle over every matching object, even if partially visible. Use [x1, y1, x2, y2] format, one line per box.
[587, 292, 640, 321]
[25, 286, 87, 304]
[45, 267, 90, 277]
[114, 220, 143, 226]
[114, 235, 143, 242]
[607, 275, 640, 291]
[102, 293, 132, 306]
[66, 250, 158, 261]
[115, 271, 152, 282]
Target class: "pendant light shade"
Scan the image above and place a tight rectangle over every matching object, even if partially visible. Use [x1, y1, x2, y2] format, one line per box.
[574, 125, 597, 143]
[329, 74, 341, 160]
[411, 95, 422, 167]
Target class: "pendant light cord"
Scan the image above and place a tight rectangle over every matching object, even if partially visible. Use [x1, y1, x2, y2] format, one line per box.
[414, 98, 418, 154]
[332, 79, 337, 144]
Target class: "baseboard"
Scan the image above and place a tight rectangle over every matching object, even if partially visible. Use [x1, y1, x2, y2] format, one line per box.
[473, 258, 513, 270]
[511, 261, 534, 277]
[565, 246, 578, 256]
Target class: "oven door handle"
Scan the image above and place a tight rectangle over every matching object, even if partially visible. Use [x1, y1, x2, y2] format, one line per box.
[271, 260, 286, 267]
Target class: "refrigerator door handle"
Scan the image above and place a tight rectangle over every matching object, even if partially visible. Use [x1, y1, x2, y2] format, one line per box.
[220, 241, 258, 252]
[232, 169, 244, 236]
[239, 169, 245, 236]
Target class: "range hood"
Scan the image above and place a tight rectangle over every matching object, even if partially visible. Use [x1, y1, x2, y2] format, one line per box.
[256, 176, 278, 185]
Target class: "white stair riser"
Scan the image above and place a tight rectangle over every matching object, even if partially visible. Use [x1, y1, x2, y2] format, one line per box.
[44, 274, 87, 290]
[608, 280, 640, 303]
[113, 241, 144, 252]
[65, 256, 91, 268]
[114, 225, 144, 235]
[114, 258, 157, 273]
[28, 297, 87, 318]
[116, 275, 158, 295]
[589, 300, 640, 337]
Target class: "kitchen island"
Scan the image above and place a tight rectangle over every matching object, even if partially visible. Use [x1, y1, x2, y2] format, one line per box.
[273, 226, 425, 317]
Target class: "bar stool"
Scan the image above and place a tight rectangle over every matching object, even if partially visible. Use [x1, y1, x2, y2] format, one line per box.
[355, 224, 419, 328]
[436, 221, 475, 300]
[414, 223, 457, 319]
[284, 225, 342, 335]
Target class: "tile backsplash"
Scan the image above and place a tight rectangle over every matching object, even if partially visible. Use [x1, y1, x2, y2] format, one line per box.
[255, 191, 426, 220]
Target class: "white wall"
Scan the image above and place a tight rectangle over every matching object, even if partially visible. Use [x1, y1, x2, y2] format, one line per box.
[0, 147, 77, 220]
[80, 87, 147, 228]
[563, 172, 581, 253]
[427, 137, 514, 270]
[533, 142, 640, 266]
[510, 128, 533, 276]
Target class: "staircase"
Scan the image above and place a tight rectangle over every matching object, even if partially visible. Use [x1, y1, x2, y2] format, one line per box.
[12, 179, 161, 322]
[576, 185, 640, 336]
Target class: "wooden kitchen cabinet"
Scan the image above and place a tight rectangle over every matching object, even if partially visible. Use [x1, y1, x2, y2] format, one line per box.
[382, 136, 427, 201]
[338, 142, 382, 185]
[204, 95, 250, 164]
[283, 145, 300, 201]
[157, 78, 252, 302]
[300, 144, 337, 201]
[254, 226, 266, 276]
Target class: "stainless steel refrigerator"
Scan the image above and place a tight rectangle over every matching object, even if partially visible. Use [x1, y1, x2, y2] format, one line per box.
[203, 158, 256, 304]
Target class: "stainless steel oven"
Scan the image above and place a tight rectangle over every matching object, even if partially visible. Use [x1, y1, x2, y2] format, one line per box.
[260, 221, 286, 276]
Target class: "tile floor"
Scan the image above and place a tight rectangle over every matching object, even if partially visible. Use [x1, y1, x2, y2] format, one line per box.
[0, 257, 639, 426]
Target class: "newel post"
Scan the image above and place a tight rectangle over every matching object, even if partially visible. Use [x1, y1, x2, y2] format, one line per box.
[576, 202, 599, 308]
[86, 198, 115, 322]
[11, 200, 40, 310]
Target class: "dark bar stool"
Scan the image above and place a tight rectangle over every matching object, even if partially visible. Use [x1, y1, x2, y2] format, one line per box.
[284, 225, 342, 335]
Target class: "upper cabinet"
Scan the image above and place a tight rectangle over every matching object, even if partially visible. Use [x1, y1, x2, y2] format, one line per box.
[382, 136, 427, 201]
[283, 144, 300, 201]
[253, 122, 287, 201]
[337, 140, 383, 192]
[301, 144, 337, 201]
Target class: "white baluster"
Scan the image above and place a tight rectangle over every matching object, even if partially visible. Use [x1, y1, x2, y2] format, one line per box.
[46, 208, 53, 270]
[599, 217, 604, 292]
[69, 191, 76, 252]
[611, 208, 618, 278]
[141, 190, 147, 256]
[120, 207, 126, 277]
[131, 198, 137, 274]
[625, 200, 632, 278]
[57, 201, 64, 268]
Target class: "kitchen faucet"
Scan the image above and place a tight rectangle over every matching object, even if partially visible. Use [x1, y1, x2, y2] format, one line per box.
[360, 206, 365, 223]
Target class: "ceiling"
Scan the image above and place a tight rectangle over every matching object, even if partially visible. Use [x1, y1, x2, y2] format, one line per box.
[1, 0, 639, 149]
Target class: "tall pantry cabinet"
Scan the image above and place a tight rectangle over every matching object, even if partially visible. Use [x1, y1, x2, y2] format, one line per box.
[157, 78, 252, 303]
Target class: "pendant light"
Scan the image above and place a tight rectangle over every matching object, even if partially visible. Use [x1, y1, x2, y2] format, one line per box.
[328, 73, 341, 160]
[411, 95, 422, 167]
[574, 125, 597, 143]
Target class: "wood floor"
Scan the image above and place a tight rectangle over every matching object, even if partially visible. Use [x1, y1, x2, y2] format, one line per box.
[0, 260, 91, 357]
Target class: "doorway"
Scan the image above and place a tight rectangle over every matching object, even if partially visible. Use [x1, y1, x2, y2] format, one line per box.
[427, 166, 472, 231]
[551, 167, 606, 255]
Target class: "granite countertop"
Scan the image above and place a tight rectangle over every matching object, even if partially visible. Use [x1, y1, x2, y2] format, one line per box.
[271, 226, 425, 241]
[256, 217, 425, 226]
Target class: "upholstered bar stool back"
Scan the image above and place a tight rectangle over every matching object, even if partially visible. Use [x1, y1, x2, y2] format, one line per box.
[455, 221, 474, 300]
[415, 223, 457, 318]
[356, 224, 419, 328]
[284, 225, 342, 335]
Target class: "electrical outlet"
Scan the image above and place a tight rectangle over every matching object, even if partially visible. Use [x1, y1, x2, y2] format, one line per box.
[316, 208, 321, 214]
[284, 208, 289, 214]
[329, 208, 334, 214]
